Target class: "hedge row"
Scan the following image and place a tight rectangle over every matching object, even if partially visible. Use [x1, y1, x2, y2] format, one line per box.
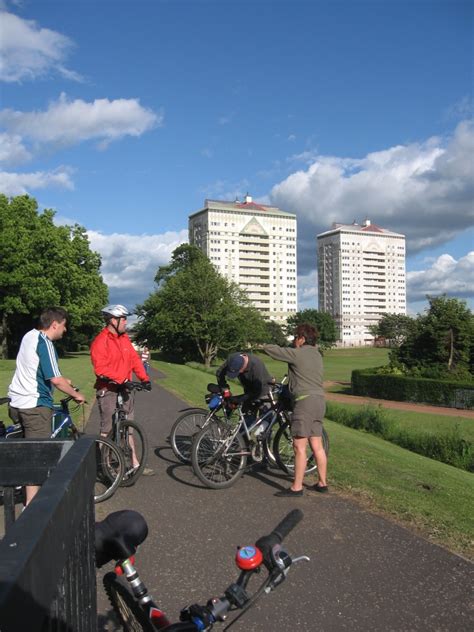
[351, 369, 474, 409]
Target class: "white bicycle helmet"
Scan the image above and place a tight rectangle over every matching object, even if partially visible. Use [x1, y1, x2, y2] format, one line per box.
[101, 304, 132, 318]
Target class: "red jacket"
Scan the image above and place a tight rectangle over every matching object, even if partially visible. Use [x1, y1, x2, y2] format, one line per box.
[90, 328, 148, 389]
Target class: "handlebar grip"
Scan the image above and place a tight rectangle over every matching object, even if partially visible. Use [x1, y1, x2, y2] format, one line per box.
[271, 509, 303, 542]
[255, 509, 303, 570]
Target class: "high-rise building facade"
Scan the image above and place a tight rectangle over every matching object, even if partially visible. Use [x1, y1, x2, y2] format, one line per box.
[189, 195, 297, 322]
[317, 219, 406, 345]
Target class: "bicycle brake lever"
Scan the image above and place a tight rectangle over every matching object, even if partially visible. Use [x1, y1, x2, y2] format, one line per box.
[292, 555, 310, 564]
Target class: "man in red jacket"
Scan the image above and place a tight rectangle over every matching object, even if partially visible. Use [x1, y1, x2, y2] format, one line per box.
[90, 304, 154, 475]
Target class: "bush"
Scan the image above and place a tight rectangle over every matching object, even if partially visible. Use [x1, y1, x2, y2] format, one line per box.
[325, 402, 474, 472]
[351, 368, 474, 409]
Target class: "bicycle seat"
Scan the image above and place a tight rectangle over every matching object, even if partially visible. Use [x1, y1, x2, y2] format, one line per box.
[207, 383, 221, 394]
[95, 510, 148, 567]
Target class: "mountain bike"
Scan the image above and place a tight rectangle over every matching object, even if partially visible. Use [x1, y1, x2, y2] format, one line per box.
[169, 384, 236, 463]
[0, 394, 125, 503]
[107, 381, 150, 486]
[171, 381, 301, 467]
[190, 390, 328, 489]
[96, 508, 308, 631]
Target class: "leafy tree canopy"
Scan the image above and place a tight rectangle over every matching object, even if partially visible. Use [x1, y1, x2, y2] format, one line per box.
[391, 295, 474, 380]
[285, 309, 338, 349]
[368, 313, 416, 347]
[134, 244, 268, 366]
[0, 194, 108, 357]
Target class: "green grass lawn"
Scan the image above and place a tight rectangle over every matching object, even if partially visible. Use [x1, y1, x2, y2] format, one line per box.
[325, 400, 474, 444]
[154, 355, 473, 559]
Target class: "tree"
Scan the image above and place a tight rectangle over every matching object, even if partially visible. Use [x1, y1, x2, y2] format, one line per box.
[393, 296, 474, 379]
[285, 309, 338, 349]
[0, 194, 108, 357]
[134, 244, 268, 367]
[368, 313, 416, 347]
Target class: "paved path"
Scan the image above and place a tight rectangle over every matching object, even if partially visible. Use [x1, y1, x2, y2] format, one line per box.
[92, 369, 473, 632]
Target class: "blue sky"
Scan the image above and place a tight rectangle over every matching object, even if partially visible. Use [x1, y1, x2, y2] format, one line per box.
[1, 0, 472, 315]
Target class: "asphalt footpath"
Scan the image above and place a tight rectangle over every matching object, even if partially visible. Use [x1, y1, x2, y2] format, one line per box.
[91, 368, 473, 632]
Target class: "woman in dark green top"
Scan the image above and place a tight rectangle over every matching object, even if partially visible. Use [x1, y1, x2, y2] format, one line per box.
[264, 323, 328, 497]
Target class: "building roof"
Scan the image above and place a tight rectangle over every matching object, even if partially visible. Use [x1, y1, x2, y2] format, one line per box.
[189, 195, 296, 219]
[317, 219, 404, 239]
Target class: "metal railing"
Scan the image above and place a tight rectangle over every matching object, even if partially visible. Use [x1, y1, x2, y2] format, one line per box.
[0, 438, 97, 632]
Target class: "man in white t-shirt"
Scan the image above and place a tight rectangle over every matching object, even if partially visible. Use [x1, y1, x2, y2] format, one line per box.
[8, 307, 86, 504]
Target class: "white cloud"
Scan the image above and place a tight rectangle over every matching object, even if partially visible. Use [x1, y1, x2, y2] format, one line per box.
[0, 132, 31, 165]
[0, 93, 161, 148]
[270, 120, 474, 274]
[87, 228, 189, 307]
[0, 11, 82, 83]
[407, 252, 474, 302]
[0, 166, 74, 195]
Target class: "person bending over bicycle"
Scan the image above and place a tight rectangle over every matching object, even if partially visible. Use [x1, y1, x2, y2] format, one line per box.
[216, 352, 273, 426]
[90, 304, 154, 476]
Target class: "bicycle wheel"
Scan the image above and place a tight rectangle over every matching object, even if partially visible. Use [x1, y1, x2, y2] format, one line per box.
[274, 420, 329, 476]
[94, 437, 126, 503]
[118, 421, 149, 487]
[191, 422, 247, 489]
[262, 411, 289, 468]
[103, 572, 156, 632]
[170, 408, 210, 463]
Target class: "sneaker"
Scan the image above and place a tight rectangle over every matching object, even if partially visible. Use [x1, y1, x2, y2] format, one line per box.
[274, 488, 303, 497]
[142, 467, 155, 476]
[311, 484, 329, 493]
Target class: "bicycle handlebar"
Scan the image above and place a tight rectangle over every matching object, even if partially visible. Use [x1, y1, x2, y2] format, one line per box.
[255, 509, 303, 570]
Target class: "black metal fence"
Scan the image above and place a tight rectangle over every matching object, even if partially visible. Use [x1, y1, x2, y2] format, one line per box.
[0, 438, 97, 632]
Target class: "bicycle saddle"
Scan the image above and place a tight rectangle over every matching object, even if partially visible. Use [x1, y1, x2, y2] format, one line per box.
[207, 383, 221, 394]
[95, 510, 148, 567]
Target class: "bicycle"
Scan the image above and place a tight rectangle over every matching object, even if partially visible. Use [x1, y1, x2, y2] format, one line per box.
[0, 394, 125, 504]
[190, 388, 329, 489]
[96, 508, 308, 631]
[169, 384, 237, 463]
[106, 381, 150, 486]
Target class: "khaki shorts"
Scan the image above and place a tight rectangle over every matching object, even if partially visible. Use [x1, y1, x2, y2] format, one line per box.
[8, 405, 53, 438]
[96, 389, 134, 434]
[290, 395, 326, 438]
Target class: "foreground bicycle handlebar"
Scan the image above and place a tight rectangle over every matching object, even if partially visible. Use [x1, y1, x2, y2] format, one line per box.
[96, 509, 308, 631]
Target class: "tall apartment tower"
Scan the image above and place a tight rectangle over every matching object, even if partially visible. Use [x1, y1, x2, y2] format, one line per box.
[317, 219, 406, 345]
[189, 194, 297, 322]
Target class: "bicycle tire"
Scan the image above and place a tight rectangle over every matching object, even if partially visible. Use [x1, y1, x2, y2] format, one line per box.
[117, 421, 149, 487]
[169, 408, 209, 463]
[191, 422, 247, 489]
[93, 437, 126, 503]
[273, 421, 330, 476]
[262, 410, 289, 467]
[103, 572, 156, 632]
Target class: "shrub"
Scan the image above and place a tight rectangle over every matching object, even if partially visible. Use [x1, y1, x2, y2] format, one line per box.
[351, 369, 474, 409]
